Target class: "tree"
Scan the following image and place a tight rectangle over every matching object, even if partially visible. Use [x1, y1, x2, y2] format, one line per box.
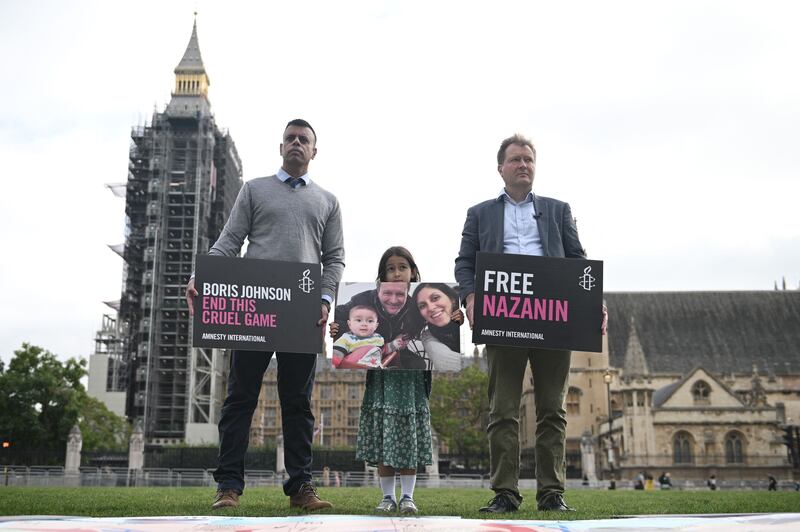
[79, 395, 130, 450]
[0, 343, 128, 451]
[430, 365, 490, 457]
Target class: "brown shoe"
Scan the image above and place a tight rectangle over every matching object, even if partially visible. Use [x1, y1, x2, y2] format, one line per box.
[211, 489, 240, 510]
[289, 482, 333, 511]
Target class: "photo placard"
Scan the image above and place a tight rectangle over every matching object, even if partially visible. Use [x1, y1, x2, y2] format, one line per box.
[332, 282, 465, 371]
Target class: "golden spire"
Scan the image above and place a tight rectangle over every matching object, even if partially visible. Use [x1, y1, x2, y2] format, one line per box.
[173, 16, 209, 98]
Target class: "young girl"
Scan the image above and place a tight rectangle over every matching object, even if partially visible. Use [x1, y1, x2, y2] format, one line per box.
[330, 246, 435, 513]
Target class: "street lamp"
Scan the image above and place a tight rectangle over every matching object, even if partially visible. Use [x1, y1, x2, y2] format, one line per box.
[604, 370, 616, 489]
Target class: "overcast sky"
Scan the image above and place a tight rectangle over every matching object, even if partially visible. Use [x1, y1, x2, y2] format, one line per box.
[1, 0, 798, 363]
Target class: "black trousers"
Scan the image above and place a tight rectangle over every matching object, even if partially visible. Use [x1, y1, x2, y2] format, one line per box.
[213, 350, 316, 496]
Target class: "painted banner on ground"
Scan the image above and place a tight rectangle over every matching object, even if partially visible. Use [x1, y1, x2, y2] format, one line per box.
[332, 282, 464, 371]
[2, 513, 799, 532]
[192, 255, 322, 353]
[472, 252, 604, 352]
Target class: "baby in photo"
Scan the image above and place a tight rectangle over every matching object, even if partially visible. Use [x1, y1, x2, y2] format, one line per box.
[332, 304, 405, 369]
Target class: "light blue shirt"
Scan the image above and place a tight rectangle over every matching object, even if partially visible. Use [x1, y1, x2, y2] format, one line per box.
[277, 167, 310, 185]
[500, 189, 544, 256]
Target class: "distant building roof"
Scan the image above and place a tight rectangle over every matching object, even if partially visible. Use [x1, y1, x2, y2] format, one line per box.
[175, 20, 206, 74]
[652, 381, 681, 407]
[622, 316, 649, 377]
[651, 366, 745, 407]
[167, 19, 211, 118]
[605, 291, 800, 376]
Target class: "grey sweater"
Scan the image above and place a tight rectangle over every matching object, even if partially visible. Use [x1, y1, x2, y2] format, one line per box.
[209, 175, 345, 301]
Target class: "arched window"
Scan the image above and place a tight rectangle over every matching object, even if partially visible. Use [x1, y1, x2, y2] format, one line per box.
[566, 387, 582, 415]
[691, 380, 711, 405]
[673, 431, 694, 464]
[724, 431, 745, 463]
[636, 391, 646, 407]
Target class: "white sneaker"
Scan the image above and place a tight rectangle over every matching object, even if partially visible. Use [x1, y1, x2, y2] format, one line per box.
[399, 495, 418, 514]
[375, 495, 397, 513]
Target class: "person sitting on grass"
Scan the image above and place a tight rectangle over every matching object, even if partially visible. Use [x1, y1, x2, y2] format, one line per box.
[768, 475, 778, 491]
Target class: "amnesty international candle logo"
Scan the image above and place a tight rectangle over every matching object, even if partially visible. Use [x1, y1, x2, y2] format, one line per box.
[193, 255, 322, 353]
[579, 266, 596, 291]
[472, 252, 604, 353]
[298, 269, 315, 294]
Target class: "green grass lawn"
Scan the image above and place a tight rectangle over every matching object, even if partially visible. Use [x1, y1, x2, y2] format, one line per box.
[0, 487, 798, 520]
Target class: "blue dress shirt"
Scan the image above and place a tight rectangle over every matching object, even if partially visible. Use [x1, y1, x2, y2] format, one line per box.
[500, 189, 544, 256]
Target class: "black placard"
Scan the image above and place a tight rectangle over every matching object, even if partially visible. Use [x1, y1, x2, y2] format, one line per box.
[472, 252, 603, 352]
[192, 255, 322, 353]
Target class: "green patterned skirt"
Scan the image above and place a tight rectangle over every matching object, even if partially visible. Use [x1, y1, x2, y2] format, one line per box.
[356, 370, 433, 469]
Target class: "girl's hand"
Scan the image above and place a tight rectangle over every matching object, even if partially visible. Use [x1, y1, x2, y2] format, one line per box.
[328, 322, 340, 339]
[451, 309, 465, 325]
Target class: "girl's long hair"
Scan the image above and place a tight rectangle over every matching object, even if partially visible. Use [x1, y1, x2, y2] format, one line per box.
[376, 246, 421, 283]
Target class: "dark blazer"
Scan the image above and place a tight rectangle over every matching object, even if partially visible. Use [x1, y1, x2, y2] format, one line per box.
[454, 194, 586, 302]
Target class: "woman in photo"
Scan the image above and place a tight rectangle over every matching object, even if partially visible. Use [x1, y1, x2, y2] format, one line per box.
[410, 283, 463, 372]
[329, 246, 431, 513]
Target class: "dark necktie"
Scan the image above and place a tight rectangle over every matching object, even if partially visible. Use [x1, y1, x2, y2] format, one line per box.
[287, 177, 304, 189]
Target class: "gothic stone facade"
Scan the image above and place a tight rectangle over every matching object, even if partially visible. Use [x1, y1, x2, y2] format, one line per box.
[521, 291, 799, 482]
[250, 356, 365, 449]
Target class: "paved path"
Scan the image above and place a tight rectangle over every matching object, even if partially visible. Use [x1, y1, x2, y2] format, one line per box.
[1, 514, 799, 531]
